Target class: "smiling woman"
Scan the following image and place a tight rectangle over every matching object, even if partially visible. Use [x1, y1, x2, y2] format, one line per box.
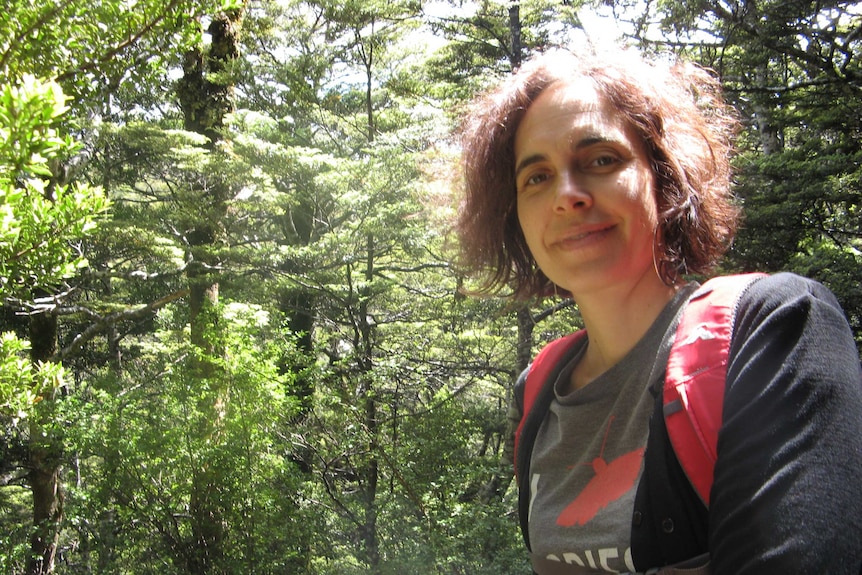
[457, 49, 739, 301]
[455, 47, 862, 575]
[512, 79, 659, 303]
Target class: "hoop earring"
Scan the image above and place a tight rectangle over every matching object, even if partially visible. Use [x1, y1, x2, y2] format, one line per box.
[652, 226, 673, 286]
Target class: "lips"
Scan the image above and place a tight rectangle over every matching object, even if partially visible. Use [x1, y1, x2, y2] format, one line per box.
[552, 223, 615, 248]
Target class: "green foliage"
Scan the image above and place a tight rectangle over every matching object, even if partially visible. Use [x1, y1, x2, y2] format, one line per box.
[0, 76, 109, 298]
[0, 0, 223, 112]
[421, 0, 583, 107]
[57, 301, 311, 574]
[0, 75, 106, 430]
[0, 333, 33, 420]
[0, 480, 30, 575]
[0, 332, 67, 421]
[0, 76, 69, 177]
[6, 1, 860, 574]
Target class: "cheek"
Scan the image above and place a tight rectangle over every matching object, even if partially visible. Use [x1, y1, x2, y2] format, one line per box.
[644, 179, 660, 226]
[515, 198, 533, 235]
[516, 200, 544, 253]
[622, 171, 658, 226]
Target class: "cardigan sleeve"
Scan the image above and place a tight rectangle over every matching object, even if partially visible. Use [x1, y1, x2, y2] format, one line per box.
[709, 272, 862, 574]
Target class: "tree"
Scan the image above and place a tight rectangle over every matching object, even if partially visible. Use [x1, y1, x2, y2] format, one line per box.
[421, 0, 584, 107]
[175, 6, 249, 573]
[0, 75, 108, 575]
[8, 2, 860, 573]
[1, 1, 226, 572]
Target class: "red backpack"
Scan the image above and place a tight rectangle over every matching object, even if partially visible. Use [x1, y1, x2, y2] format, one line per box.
[513, 273, 765, 546]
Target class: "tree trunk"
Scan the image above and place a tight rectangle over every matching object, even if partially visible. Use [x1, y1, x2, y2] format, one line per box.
[516, 305, 534, 375]
[176, 7, 245, 575]
[752, 64, 783, 155]
[365, 62, 376, 141]
[477, 3, 530, 505]
[280, 288, 317, 419]
[509, 2, 522, 70]
[359, 233, 381, 574]
[26, 307, 62, 575]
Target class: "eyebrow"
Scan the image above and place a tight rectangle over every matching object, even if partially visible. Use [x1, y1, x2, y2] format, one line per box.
[514, 154, 545, 180]
[514, 135, 613, 179]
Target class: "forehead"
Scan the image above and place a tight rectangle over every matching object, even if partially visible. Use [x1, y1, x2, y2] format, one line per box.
[533, 78, 604, 114]
[515, 79, 633, 153]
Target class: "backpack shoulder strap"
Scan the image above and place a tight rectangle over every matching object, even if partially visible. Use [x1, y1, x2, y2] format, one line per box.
[663, 273, 766, 506]
[514, 330, 587, 475]
[514, 329, 587, 550]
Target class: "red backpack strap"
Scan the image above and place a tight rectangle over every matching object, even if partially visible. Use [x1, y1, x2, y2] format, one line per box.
[514, 329, 587, 550]
[663, 273, 766, 506]
[514, 330, 587, 473]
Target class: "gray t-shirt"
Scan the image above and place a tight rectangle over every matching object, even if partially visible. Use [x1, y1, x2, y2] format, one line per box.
[527, 285, 697, 573]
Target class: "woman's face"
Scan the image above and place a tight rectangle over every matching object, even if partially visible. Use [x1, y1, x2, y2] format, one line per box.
[514, 79, 661, 297]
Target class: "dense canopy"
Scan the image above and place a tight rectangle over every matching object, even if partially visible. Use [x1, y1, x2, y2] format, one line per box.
[1, 1, 860, 574]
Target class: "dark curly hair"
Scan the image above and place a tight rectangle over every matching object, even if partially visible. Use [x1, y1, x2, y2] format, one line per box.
[456, 48, 741, 299]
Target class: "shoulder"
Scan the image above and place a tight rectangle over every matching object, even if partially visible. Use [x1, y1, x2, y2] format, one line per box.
[727, 271, 860, 389]
[734, 272, 851, 336]
[708, 273, 862, 573]
[739, 271, 840, 307]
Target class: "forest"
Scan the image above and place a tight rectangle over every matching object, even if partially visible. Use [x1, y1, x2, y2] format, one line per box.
[1, 0, 860, 573]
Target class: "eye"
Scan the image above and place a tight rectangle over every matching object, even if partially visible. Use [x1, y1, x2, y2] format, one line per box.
[582, 149, 625, 172]
[593, 154, 618, 167]
[517, 168, 552, 193]
[525, 172, 549, 186]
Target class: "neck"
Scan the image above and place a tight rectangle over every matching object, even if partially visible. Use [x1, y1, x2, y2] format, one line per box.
[569, 275, 680, 390]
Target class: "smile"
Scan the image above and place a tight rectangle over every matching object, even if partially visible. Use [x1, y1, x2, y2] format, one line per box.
[553, 224, 615, 247]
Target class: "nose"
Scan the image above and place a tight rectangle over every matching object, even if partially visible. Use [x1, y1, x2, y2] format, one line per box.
[553, 173, 592, 213]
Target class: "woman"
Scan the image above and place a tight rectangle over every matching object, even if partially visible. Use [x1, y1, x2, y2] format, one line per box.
[456, 48, 862, 574]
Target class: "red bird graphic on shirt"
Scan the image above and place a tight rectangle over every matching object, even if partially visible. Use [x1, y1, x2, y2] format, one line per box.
[557, 416, 645, 527]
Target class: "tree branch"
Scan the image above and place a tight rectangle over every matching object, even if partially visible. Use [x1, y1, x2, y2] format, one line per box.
[53, 289, 189, 361]
[55, 0, 183, 84]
